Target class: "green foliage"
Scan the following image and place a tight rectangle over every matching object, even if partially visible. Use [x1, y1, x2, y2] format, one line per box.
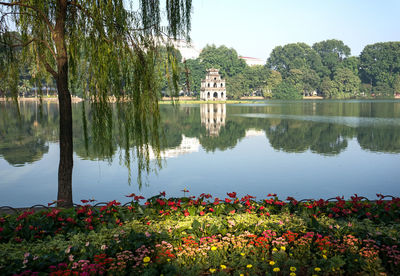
[181, 58, 206, 94]
[393, 74, 400, 94]
[199, 44, 246, 78]
[272, 81, 302, 100]
[312, 39, 351, 78]
[267, 42, 324, 79]
[360, 42, 400, 89]
[330, 67, 360, 98]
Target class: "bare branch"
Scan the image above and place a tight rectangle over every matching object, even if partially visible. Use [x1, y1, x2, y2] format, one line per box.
[0, 1, 54, 32]
[43, 60, 57, 78]
[0, 37, 34, 47]
[0, 35, 57, 61]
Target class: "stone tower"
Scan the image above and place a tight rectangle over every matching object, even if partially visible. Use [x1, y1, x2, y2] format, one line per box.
[200, 68, 226, 101]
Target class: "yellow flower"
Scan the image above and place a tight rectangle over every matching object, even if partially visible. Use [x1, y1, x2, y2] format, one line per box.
[314, 267, 321, 272]
[272, 248, 278, 252]
[290, 267, 297, 272]
[269, 261, 275, 266]
[143, 256, 150, 263]
[290, 273, 296, 276]
[355, 259, 358, 262]
[167, 259, 170, 262]
[211, 246, 217, 251]
[323, 255, 327, 259]
[220, 264, 227, 269]
[209, 268, 216, 273]
[240, 274, 244, 276]
[246, 264, 253, 268]
[322, 249, 327, 254]
[273, 267, 280, 272]
[240, 252, 245, 256]
[280, 246, 286, 251]
[332, 268, 336, 272]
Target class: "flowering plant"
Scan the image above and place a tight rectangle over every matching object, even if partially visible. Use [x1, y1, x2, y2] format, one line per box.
[0, 192, 399, 275]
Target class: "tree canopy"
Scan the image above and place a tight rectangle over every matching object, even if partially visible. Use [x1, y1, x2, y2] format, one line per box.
[359, 42, 400, 95]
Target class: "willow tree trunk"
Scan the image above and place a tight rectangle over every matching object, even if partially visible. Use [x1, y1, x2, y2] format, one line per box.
[55, 0, 73, 208]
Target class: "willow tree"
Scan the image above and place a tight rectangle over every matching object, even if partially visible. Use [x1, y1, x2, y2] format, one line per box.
[0, 0, 192, 207]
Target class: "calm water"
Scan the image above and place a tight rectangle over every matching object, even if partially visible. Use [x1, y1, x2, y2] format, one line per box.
[1, 100, 400, 207]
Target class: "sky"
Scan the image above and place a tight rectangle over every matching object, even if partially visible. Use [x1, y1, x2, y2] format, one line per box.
[189, 0, 400, 61]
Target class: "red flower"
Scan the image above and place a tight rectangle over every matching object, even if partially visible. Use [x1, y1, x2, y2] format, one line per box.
[199, 211, 205, 216]
[160, 191, 166, 197]
[209, 207, 214, 212]
[225, 198, 232, 203]
[183, 210, 190, 217]
[267, 193, 277, 197]
[227, 192, 237, 198]
[134, 195, 145, 201]
[156, 199, 166, 206]
[125, 193, 136, 198]
[66, 217, 76, 224]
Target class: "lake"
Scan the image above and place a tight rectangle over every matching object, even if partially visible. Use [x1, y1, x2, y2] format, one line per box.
[1, 100, 400, 207]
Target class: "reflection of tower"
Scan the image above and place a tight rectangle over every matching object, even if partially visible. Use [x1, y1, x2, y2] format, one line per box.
[200, 104, 226, 136]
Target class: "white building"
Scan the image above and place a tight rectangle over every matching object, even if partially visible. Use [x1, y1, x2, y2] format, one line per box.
[239, 56, 265, 66]
[171, 39, 201, 60]
[200, 68, 226, 101]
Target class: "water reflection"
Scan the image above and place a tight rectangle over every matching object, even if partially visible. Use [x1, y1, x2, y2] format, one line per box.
[201, 103, 226, 136]
[1, 100, 400, 167]
[0, 101, 58, 166]
[1, 100, 400, 207]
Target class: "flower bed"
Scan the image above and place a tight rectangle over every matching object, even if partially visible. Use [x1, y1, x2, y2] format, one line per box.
[1, 192, 399, 275]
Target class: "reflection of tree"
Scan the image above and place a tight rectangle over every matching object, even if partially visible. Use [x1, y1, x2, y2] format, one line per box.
[200, 121, 246, 152]
[265, 120, 352, 155]
[357, 127, 400, 153]
[2, 102, 400, 172]
[0, 102, 58, 166]
[309, 125, 349, 155]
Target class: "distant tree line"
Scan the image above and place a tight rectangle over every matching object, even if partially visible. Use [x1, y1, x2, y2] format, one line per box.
[2, 35, 400, 100]
[180, 40, 400, 99]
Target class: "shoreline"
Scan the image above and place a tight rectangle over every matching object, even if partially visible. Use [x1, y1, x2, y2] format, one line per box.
[0, 96, 83, 103]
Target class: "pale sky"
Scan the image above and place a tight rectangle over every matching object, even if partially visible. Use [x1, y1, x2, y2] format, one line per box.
[189, 0, 400, 60]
